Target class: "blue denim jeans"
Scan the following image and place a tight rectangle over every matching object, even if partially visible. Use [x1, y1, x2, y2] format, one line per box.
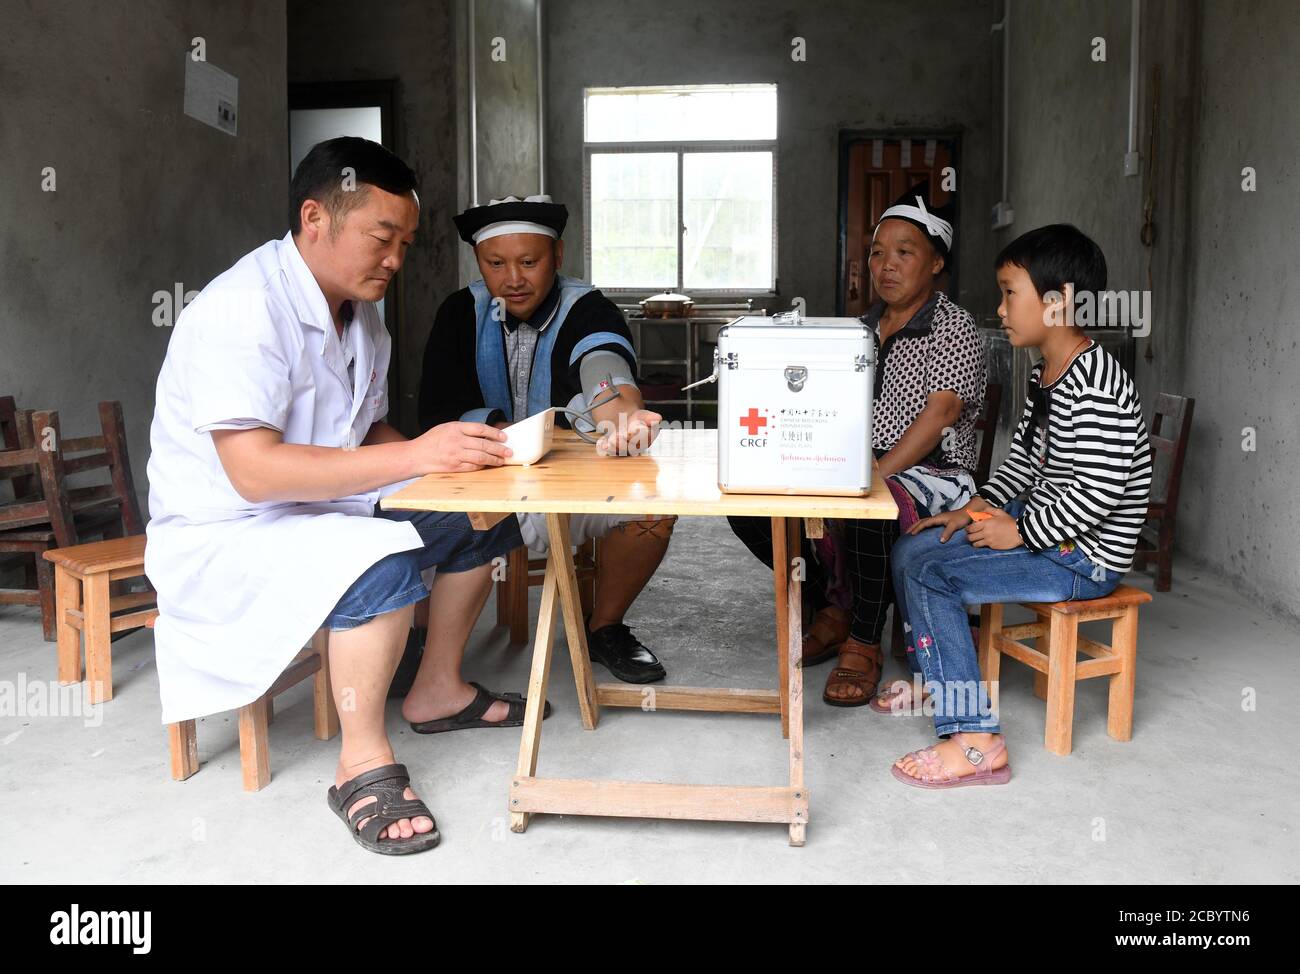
[890, 500, 1124, 737]
[324, 508, 523, 632]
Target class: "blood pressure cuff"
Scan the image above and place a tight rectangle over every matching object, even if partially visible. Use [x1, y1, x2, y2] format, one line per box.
[578, 349, 637, 410]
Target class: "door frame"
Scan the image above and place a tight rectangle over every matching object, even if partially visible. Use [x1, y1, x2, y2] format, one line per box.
[288, 80, 408, 430]
[835, 129, 964, 316]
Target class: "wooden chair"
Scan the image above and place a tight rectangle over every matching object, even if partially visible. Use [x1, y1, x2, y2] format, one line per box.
[157, 624, 340, 791]
[45, 534, 157, 704]
[0, 403, 144, 639]
[0, 397, 45, 628]
[1133, 393, 1194, 592]
[496, 538, 597, 644]
[978, 584, 1152, 755]
[0, 396, 38, 496]
[891, 382, 1002, 659]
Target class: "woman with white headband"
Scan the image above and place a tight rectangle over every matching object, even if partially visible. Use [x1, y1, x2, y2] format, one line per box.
[828, 180, 988, 708]
[730, 179, 987, 710]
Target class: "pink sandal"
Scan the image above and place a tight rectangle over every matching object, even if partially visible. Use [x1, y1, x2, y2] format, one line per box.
[890, 732, 1012, 789]
[869, 678, 931, 715]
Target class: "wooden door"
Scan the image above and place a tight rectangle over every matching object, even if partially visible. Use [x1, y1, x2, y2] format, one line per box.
[841, 137, 956, 317]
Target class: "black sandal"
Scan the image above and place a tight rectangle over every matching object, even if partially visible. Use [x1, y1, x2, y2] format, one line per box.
[408, 681, 552, 734]
[327, 763, 441, 855]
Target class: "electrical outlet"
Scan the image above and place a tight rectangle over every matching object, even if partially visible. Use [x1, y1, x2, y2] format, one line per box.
[991, 201, 1015, 230]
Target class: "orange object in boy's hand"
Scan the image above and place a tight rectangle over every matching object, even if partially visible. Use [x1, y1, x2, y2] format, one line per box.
[968, 512, 1024, 550]
[968, 510, 996, 522]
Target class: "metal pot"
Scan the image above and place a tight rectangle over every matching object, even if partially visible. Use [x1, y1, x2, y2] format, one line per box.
[639, 291, 694, 318]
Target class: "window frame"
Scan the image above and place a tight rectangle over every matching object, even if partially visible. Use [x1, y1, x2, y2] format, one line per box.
[583, 140, 778, 298]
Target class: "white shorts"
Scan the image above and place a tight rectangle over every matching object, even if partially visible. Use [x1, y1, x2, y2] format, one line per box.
[517, 512, 641, 556]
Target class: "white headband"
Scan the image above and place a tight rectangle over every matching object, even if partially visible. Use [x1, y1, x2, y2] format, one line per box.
[472, 194, 559, 244]
[473, 221, 558, 244]
[879, 195, 953, 250]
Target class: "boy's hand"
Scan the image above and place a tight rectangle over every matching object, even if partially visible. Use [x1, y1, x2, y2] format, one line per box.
[967, 510, 1023, 550]
[909, 509, 973, 542]
[595, 409, 661, 457]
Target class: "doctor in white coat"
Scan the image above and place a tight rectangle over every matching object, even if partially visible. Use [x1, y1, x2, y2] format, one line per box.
[147, 137, 527, 855]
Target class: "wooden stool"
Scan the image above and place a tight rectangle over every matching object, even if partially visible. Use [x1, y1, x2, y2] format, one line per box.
[162, 627, 339, 791]
[496, 539, 597, 644]
[978, 584, 1152, 755]
[44, 535, 157, 704]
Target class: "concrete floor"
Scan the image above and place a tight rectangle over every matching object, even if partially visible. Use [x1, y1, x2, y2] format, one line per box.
[1, 516, 1296, 884]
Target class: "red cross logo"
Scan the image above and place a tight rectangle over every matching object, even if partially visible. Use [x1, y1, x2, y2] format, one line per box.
[739, 408, 767, 436]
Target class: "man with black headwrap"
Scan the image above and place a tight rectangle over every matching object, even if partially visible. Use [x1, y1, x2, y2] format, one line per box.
[416, 194, 676, 686]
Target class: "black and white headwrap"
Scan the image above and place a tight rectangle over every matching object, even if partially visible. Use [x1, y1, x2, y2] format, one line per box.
[453, 193, 569, 245]
[878, 180, 954, 259]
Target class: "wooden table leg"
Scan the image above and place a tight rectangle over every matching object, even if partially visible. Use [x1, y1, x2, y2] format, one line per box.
[785, 517, 807, 847]
[548, 513, 599, 731]
[511, 558, 560, 833]
[507, 509, 812, 843]
[772, 516, 790, 739]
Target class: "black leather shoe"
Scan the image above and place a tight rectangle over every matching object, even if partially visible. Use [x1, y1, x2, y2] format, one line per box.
[586, 621, 666, 684]
[387, 626, 426, 698]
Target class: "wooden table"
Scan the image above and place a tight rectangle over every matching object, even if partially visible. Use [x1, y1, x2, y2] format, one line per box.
[382, 428, 897, 845]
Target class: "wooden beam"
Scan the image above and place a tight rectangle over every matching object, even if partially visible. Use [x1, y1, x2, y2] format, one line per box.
[510, 777, 808, 825]
[265, 653, 322, 699]
[467, 510, 512, 530]
[595, 683, 780, 714]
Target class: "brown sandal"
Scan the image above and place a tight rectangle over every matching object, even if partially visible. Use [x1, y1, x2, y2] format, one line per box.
[822, 637, 883, 707]
[802, 606, 850, 666]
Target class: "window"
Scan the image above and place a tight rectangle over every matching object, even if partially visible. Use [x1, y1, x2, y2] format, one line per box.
[584, 84, 777, 294]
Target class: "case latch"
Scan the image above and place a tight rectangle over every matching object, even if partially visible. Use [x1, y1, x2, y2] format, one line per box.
[854, 354, 869, 372]
[681, 348, 733, 391]
[784, 365, 808, 392]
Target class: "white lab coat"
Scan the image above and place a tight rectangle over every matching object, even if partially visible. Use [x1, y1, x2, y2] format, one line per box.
[146, 233, 422, 724]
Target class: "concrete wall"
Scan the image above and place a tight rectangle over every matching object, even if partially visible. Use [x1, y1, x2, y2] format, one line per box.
[1177, 0, 1300, 616]
[458, 0, 543, 286]
[472, 0, 542, 202]
[1000, 0, 1300, 615]
[288, 0, 461, 434]
[997, 0, 1198, 411]
[0, 0, 287, 517]
[999, 0, 1145, 310]
[543, 0, 998, 317]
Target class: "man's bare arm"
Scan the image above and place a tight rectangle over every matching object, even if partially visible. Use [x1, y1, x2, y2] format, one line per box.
[211, 421, 512, 504]
[590, 383, 649, 428]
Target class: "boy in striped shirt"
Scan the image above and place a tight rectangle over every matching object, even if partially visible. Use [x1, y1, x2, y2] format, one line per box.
[885, 224, 1152, 788]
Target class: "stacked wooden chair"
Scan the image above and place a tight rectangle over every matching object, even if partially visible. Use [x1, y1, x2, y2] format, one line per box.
[1, 399, 145, 642]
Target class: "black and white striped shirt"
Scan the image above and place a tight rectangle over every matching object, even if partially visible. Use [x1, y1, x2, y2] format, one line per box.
[978, 343, 1152, 572]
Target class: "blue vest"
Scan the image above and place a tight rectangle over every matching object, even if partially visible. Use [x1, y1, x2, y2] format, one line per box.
[469, 275, 632, 421]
